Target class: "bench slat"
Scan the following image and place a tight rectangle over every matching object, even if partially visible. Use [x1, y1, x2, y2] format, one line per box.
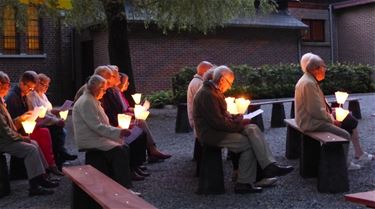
[345, 190, 375, 208]
[284, 119, 348, 143]
[63, 165, 157, 209]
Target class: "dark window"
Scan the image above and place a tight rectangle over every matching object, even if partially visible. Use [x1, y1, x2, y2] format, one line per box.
[2, 6, 19, 54]
[26, 6, 42, 54]
[302, 19, 325, 42]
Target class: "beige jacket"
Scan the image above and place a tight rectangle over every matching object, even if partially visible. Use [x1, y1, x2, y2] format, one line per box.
[295, 73, 333, 131]
[72, 91, 122, 151]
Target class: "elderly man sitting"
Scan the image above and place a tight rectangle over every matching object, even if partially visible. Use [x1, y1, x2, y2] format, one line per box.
[295, 53, 374, 170]
[73, 75, 133, 189]
[193, 66, 293, 194]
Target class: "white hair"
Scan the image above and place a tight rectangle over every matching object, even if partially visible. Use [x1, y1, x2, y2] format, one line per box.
[300, 52, 314, 73]
[87, 75, 106, 95]
[212, 65, 233, 83]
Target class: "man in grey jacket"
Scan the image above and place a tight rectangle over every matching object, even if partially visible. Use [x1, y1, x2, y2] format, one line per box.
[0, 71, 57, 196]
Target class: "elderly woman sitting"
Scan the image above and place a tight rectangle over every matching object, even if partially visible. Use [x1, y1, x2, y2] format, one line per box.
[73, 75, 133, 189]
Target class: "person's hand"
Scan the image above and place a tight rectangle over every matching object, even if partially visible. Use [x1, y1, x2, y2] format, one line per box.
[242, 119, 251, 126]
[120, 129, 131, 137]
[19, 111, 33, 121]
[51, 108, 61, 116]
[56, 119, 65, 127]
[333, 120, 342, 127]
[233, 114, 243, 123]
[22, 136, 31, 143]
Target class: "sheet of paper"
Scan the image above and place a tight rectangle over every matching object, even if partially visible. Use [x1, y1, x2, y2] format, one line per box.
[123, 126, 143, 145]
[243, 109, 264, 120]
[60, 100, 74, 111]
[28, 106, 43, 121]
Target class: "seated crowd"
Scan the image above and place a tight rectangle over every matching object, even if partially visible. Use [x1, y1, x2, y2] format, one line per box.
[0, 54, 373, 198]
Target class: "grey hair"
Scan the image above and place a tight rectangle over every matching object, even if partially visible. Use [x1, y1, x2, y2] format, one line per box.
[0, 71, 10, 83]
[305, 54, 324, 73]
[87, 75, 106, 95]
[212, 65, 233, 83]
[94, 66, 112, 77]
[107, 65, 119, 72]
[300, 52, 314, 73]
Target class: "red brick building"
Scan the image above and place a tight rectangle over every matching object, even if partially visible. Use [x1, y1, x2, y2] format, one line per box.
[1, 0, 374, 101]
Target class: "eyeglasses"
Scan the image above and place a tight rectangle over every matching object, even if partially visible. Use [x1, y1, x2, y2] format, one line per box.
[39, 82, 49, 88]
[222, 76, 233, 87]
[23, 82, 34, 91]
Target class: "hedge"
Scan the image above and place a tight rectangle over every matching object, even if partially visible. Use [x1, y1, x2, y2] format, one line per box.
[170, 63, 374, 103]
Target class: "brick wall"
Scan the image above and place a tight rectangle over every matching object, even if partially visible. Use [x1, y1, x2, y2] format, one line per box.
[92, 26, 300, 94]
[334, 5, 375, 65]
[0, 18, 73, 104]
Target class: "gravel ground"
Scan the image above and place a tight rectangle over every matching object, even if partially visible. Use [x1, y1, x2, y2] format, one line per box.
[0, 93, 374, 209]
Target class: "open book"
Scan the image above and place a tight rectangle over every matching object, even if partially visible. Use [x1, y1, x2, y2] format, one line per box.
[59, 100, 74, 111]
[243, 109, 264, 120]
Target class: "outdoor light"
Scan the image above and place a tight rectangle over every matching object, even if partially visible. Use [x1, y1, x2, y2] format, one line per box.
[22, 120, 36, 135]
[335, 91, 349, 106]
[335, 107, 349, 122]
[235, 98, 251, 114]
[59, 110, 69, 120]
[118, 114, 132, 129]
[132, 93, 142, 104]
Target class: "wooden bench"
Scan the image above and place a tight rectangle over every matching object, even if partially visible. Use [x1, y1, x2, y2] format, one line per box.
[63, 165, 157, 209]
[284, 119, 350, 193]
[248, 96, 362, 131]
[345, 190, 375, 208]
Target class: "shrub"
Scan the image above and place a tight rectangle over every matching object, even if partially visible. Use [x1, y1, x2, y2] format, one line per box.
[146, 90, 174, 108]
[172, 63, 375, 101]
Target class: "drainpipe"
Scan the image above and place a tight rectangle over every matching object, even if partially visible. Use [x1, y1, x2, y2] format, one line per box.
[329, 4, 334, 63]
[297, 34, 302, 62]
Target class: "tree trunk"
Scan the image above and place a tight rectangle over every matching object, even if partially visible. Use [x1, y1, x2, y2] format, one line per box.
[101, 0, 136, 106]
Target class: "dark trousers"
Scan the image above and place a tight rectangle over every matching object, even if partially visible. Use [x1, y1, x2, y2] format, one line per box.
[85, 146, 132, 188]
[128, 132, 147, 168]
[47, 125, 67, 167]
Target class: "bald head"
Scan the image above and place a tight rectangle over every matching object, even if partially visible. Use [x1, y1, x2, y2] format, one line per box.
[197, 61, 213, 76]
[300, 52, 314, 73]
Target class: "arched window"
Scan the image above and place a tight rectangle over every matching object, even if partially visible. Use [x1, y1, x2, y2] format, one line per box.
[2, 6, 19, 54]
[27, 6, 41, 54]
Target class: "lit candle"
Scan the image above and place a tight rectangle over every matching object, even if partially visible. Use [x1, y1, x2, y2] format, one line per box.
[118, 114, 132, 129]
[227, 102, 238, 115]
[22, 120, 36, 134]
[335, 107, 349, 122]
[139, 111, 150, 120]
[225, 97, 235, 104]
[134, 105, 145, 120]
[235, 98, 251, 114]
[335, 91, 349, 105]
[132, 93, 142, 104]
[59, 110, 69, 120]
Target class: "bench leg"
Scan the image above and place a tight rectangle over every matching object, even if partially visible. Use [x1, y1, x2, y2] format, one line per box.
[285, 126, 301, 159]
[0, 154, 10, 198]
[318, 143, 349, 193]
[9, 156, 27, 180]
[197, 146, 224, 195]
[72, 183, 101, 209]
[348, 100, 361, 119]
[300, 135, 320, 178]
[290, 101, 295, 118]
[175, 103, 192, 133]
[271, 103, 286, 128]
[248, 105, 264, 132]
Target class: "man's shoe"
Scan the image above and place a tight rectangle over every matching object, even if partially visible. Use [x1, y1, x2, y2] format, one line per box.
[149, 151, 171, 160]
[263, 163, 294, 178]
[138, 165, 148, 171]
[135, 167, 150, 177]
[131, 171, 145, 181]
[29, 186, 54, 196]
[254, 177, 278, 188]
[39, 178, 59, 188]
[49, 166, 64, 176]
[61, 152, 78, 161]
[234, 183, 262, 194]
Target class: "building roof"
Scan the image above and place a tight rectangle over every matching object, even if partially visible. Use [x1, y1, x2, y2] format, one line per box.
[332, 0, 375, 9]
[226, 12, 308, 30]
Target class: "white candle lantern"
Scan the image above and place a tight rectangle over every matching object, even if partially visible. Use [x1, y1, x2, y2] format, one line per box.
[335, 107, 349, 122]
[138, 111, 150, 120]
[59, 110, 69, 120]
[134, 105, 145, 120]
[235, 98, 251, 114]
[143, 100, 150, 110]
[335, 91, 349, 105]
[22, 120, 36, 134]
[225, 97, 235, 104]
[38, 106, 47, 118]
[227, 102, 238, 115]
[132, 93, 142, 104]
[118, 114, 132, 129]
